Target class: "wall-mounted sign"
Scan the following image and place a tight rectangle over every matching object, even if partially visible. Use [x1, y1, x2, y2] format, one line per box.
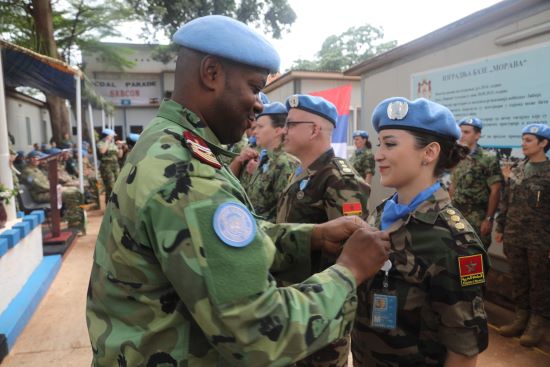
[93, 77, 162, 106]
[412, 42, 550, 148]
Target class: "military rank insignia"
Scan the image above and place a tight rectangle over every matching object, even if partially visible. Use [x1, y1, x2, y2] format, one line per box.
[183, 131, 221, 169]
[458, 254, 485, 287]
[343, 202, 362, 216]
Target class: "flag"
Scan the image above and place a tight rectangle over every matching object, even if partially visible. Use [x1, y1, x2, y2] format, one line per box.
[309, 85, 352, 158]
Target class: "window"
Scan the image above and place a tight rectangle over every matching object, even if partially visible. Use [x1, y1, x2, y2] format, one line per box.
[130, 125, 143, 133]
[26, 117, 32, 145]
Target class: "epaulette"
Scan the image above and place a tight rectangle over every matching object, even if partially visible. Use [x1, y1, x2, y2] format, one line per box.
[438, 207, 479, 246]
[182, 131, 221, 169]
[333, 158, 355, 176]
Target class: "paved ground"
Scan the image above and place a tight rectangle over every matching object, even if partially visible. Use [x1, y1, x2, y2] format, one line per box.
[2, 208, 550, 366]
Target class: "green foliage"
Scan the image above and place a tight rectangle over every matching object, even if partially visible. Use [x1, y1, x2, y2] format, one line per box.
[290, 24, 397, 72]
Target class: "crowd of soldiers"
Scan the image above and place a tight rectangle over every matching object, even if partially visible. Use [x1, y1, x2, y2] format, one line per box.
[7, 128, 139, 234]
[82, 14, 550, 367]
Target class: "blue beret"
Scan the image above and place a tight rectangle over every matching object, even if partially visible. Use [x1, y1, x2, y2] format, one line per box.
[285, 94, 338, 126]
[172, 15, 280, 73]
[259, 92, 270, 104]
[459, 117, 483, 130]
[127, 133, 140, 143]
[48, 148, 62, 154]
[372, 97, 460, 140]
[522, 123, 550, 140]
[102, 128, 116, 136]
[27, 151, 47, 159]
[353, 130, 369, 139]
[257, 102, 287, 118]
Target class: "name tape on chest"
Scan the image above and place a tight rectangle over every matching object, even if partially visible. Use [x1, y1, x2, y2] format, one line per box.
[458, 254, 485, 287]
[183, 131, 221, 169]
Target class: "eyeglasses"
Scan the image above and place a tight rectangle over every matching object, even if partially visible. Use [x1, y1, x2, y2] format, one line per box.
[284, 121, 315, 129]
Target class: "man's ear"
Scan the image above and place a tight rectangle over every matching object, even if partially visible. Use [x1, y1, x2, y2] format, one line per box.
[199, 56, 225, 91]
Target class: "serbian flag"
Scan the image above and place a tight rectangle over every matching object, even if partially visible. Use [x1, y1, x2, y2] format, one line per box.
[309, 85, 352, 158]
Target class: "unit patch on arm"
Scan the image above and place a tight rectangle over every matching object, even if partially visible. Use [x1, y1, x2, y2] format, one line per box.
[213, 202, 257, 248]
[458, 254, 485, 287]
[342, 202, 362, 216]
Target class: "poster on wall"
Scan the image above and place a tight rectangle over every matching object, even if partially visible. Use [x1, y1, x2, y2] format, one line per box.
[92, 76, 162, 106]
[411, 42, 550, 155]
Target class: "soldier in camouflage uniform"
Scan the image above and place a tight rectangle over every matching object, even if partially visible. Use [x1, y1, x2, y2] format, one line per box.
[349, 130, 375, 185]
[276, 94, 371, 367]
[86, 15, 391, 367]
[97, 128, 122, 204]
[241, 102, 299, 222]
[450, 117, 502, 248]
[21, 151, 84, 229]
[496, 123, 550, 347]
[352, 97, 489, 367]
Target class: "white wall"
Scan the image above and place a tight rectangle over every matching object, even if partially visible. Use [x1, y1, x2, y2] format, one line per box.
[6, 96, 51, 152]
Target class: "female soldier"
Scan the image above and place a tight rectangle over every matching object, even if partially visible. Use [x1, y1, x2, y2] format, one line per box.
[349, 130, 375, 185]
[496, 123, 550, 347]
[351, 97, 489, 367]
[97, 128, 122, 204]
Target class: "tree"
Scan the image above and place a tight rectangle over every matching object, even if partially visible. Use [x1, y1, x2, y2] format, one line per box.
[291, 24, 397, 72]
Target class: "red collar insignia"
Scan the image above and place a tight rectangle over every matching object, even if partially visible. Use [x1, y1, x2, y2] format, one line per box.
[183, 131, 222, 169]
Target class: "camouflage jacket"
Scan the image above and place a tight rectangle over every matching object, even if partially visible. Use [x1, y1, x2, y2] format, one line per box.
[349, 148, 375, 178]
[451, 146, 502, 211]
[97, 140, 119, 164]
[21, 165, 50, 201]
[276, 148, 370, 281]
[86, 99, 358, 367]
[352, 187, 489, 366]
[496, 159, 550, 249]
[243, 146, 299, 223]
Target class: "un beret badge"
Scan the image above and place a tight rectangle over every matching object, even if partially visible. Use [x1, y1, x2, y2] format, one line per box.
[387, 101, 408, 120]
[288, 95, 300, 108]
[529, 126, 539, 133]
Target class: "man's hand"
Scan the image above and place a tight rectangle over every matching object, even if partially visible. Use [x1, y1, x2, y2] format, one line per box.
[229, 148, 259, 176]
[245, 158, 259, 174]
[336, 229, 391, 285]
[311, 216, 370, 254]
[495, 231, 503, 243]
[480, 219, 492, 236]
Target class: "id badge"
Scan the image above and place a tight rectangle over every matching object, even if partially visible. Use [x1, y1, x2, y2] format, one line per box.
[371, 292, 397, 330]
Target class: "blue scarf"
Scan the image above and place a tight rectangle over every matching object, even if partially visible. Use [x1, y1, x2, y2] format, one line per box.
[381, 182, 441, 230]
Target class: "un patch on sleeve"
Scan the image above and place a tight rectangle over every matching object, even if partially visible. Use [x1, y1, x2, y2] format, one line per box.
[213, 202, 257, 248]
[458, 254, 485, 287]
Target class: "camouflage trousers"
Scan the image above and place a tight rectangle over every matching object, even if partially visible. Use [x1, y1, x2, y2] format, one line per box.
[503, 244, 550, 316]
[100, 162, 119, 204]
[294, 336, 349, 367]
[85, 177, 100, 207]
[62, 188, 86, 232]
[455, 206, 491, 249]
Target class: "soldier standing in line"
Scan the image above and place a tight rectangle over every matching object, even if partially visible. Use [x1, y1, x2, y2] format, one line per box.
[352, 97, 489, 367]
[241, 101, 299, 222]
[496, 123, 550, 347]
[349, 130, 375, 185]
[449, 117, 502, 248]
[86, 15, 390, 367]
[276, 94, 370, 367]
[97, 128, 122, 204]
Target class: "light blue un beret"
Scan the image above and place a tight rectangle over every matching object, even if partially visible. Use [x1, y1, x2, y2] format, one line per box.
[102, 128, 116, 136]
[285, 94, 338, 126]
[522, 123, 550, 140]
[257, 102, 287, 118]
[459, 117, 483, 130]
[27, 151, 47, 159]
[353, 130, 369, 139]
[172, 15, 280, 73]
[372, 97, 460, 140]
[127, 133, 140, 143]
[259, 92, 270, 104]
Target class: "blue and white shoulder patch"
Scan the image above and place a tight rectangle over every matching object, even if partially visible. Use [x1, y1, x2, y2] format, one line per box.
[213, 202, 256, 247]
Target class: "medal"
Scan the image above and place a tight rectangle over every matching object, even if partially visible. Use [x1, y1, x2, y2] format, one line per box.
[296, 191, 304, 200]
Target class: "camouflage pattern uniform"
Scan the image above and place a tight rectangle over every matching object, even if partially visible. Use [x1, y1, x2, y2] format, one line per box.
[243, 146, 299, 222]
[495, 159, 550, 317]
[352, 187, 489, 366]
[348, 148, 375, 179]
[97, 139, 120, 204]
[21, 165, 84, 229]
[86, 100, 359, 367]
[219, 133, 247, 166]
[276, 148, 370, 367]
[451, 146, 502, 247]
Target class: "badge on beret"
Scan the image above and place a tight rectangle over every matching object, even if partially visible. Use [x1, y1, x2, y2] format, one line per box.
[288, 95, 299, 108]
[530, 126, 539, 133]
[183, 131, 222, 169]
[387, 101, 409, 120]
[458, 254, 485, 287]
[213, 202, 256, 248]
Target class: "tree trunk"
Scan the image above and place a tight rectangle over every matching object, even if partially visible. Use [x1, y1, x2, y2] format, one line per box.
[31, 0, 70, 144]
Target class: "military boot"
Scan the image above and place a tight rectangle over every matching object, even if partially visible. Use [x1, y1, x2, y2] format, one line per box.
[520, 314, 545, 347]
[498, 308, 529, 337]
